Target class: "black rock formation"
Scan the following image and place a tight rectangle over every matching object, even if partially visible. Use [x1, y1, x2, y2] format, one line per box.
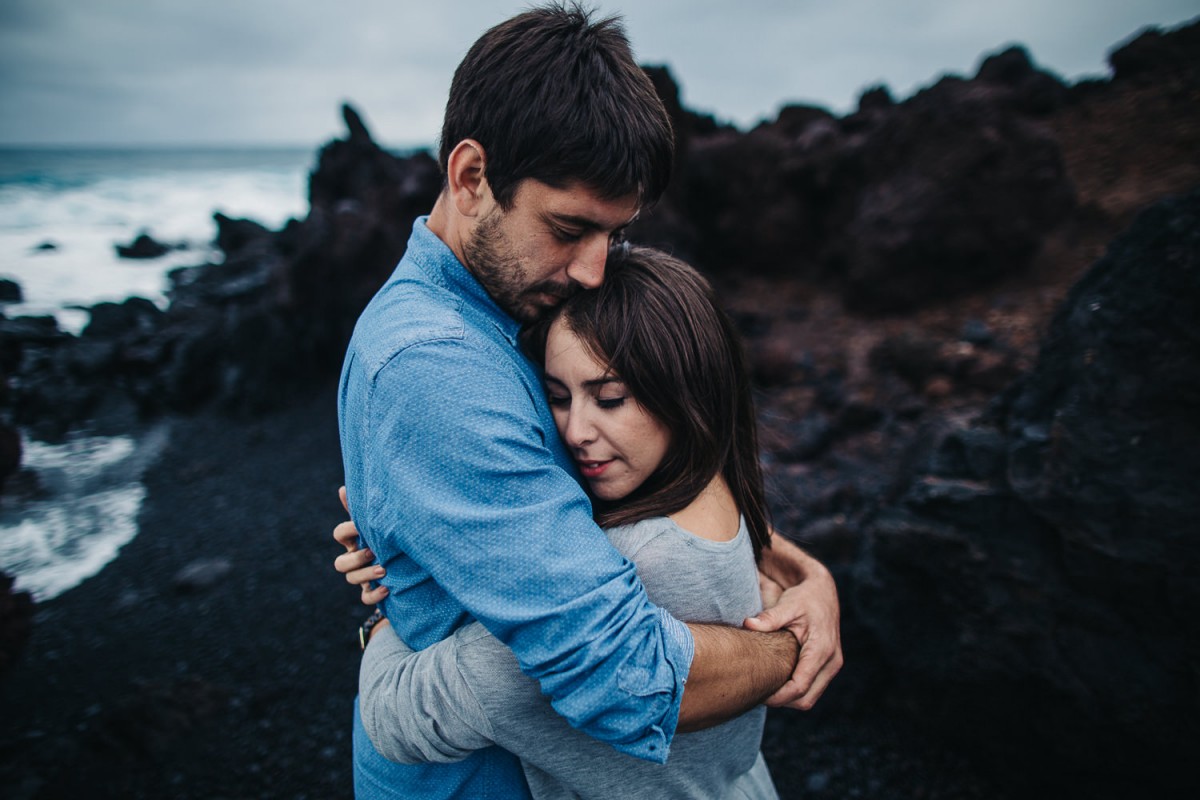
[0, 571, 33, 674]
[634, 49, 1076, 312]
[0, 104, 442, 435]
[0, 279, 22, 303]
[852, 189, 1200, 796]
[115, 232, 177, 260]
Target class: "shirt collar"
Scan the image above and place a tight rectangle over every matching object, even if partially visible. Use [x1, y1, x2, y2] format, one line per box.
[405, 216, 524, 346]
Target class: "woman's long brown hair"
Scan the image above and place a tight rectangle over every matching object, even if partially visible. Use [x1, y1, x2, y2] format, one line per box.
[525, 245, 771, 558]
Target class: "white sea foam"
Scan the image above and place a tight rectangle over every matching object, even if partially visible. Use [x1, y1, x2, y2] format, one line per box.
[0, 425, 170, 601]
[0, 147, 311, 333]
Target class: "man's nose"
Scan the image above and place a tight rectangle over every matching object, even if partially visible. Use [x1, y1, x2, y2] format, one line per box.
[566, 236, 608, 290]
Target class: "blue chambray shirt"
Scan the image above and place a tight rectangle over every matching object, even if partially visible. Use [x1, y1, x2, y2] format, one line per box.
[339, 218, 695, 800]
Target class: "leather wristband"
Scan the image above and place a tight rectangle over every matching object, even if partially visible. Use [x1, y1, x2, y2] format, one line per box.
[359, 607, 385, 651]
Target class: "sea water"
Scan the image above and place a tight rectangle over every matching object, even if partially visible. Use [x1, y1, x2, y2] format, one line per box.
[0, 146, 312, 333]
[0, 146, 313, 600]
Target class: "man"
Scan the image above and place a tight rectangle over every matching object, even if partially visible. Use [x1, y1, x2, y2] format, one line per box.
[338, 5, 842, 798]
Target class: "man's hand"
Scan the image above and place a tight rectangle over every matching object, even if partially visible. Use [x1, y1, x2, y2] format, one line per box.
[744, 531, 843, 710]
[334, 486, 390, 606]
[758, 573, 785, 610]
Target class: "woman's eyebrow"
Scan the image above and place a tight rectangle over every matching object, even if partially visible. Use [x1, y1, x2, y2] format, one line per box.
[582, 376, 623, 389]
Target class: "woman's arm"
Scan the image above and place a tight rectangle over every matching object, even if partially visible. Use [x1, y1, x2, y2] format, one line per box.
[358, 620, 498, 764]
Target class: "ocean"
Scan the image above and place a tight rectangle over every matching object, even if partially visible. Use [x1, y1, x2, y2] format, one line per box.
[0, 146, 315, 600]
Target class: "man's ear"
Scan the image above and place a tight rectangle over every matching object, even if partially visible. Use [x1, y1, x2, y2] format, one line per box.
[445, 139, 491, 217]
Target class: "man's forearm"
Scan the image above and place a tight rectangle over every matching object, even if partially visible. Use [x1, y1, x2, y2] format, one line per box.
[677, 623, 799, 732]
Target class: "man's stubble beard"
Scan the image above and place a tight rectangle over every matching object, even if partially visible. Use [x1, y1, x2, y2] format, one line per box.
[463, 209, 576, 325]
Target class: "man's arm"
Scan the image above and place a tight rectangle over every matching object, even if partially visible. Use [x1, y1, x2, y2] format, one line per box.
[677, 624, 797, 731]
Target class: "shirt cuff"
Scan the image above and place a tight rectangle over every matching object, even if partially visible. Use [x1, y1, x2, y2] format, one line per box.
[659, 608, 695, 678]
[634, 608, 694, 764]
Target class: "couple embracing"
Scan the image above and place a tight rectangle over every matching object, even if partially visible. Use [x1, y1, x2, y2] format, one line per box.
[333, 5, 842, 798]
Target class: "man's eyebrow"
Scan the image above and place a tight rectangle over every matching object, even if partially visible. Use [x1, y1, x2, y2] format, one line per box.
[544, 211, 639, 232]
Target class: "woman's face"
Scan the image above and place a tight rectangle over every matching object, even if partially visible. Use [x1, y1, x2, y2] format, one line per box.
[543, 318, 670, 502]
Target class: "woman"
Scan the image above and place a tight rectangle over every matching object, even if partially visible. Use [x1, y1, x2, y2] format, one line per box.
[338, 245, 783, 799]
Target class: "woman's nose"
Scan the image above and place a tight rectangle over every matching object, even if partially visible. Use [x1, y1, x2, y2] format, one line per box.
[564, 404, 596, 446]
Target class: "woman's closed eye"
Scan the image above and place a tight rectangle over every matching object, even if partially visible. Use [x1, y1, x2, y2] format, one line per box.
[545, 391, 570, 407]
[597, 396, 626, 410]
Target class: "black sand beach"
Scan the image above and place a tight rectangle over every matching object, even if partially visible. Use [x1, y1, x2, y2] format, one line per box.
[1, 385, 360, 798]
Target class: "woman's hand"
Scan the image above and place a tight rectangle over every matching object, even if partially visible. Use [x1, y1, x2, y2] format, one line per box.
[334, 486, 389, 606]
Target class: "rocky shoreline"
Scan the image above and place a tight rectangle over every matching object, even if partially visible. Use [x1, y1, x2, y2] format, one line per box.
[2, 16, 1198, 799]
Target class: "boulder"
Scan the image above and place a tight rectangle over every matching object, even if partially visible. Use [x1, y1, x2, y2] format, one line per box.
[0, 571, 33, 673]
[975, 45, 1070, 115]
[1109, 18, 1200, 84]
[0, 279, 22, 303]
[0, 422, 20, 492]
[853, 190, 1200, 795]
[81, 297, 163, 339]
[212, 213, 272, 257]
[639, 47, 1076, 311]
[829, 72, 1076, 311]
[115, 232, 175, 260]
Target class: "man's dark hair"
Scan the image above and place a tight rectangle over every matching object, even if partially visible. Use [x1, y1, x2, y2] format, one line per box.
[440, 2, 673, 209]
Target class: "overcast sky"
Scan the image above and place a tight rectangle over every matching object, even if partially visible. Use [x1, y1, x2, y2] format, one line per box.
[1, 1, 1195, 148]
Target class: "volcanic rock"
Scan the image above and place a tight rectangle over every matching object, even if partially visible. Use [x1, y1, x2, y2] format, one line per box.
[853, 189, 1200, 795]
[0, 279, 22, 303]
[0, 571, 33, 674]
[115, 232, 175, 260]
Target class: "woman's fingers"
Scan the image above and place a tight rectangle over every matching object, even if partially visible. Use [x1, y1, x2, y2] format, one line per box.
[335, 485, 387, 605]
[334, 519, 362, 551]
[336, 549, 377, 576]
[361, 584, 389, 605]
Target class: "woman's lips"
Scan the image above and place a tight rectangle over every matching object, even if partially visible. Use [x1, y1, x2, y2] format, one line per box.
[577, 460, 612, 479]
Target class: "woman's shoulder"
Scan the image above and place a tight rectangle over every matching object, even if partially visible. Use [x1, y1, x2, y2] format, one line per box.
[603, 516, 679, 559]
[605, 515, 752, 561]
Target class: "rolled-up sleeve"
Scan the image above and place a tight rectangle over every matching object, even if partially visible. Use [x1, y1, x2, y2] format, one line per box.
[348, 336, 693, 762]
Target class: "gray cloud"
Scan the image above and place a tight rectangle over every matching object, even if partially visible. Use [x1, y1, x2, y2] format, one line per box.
[0, 0, 1195, 146]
